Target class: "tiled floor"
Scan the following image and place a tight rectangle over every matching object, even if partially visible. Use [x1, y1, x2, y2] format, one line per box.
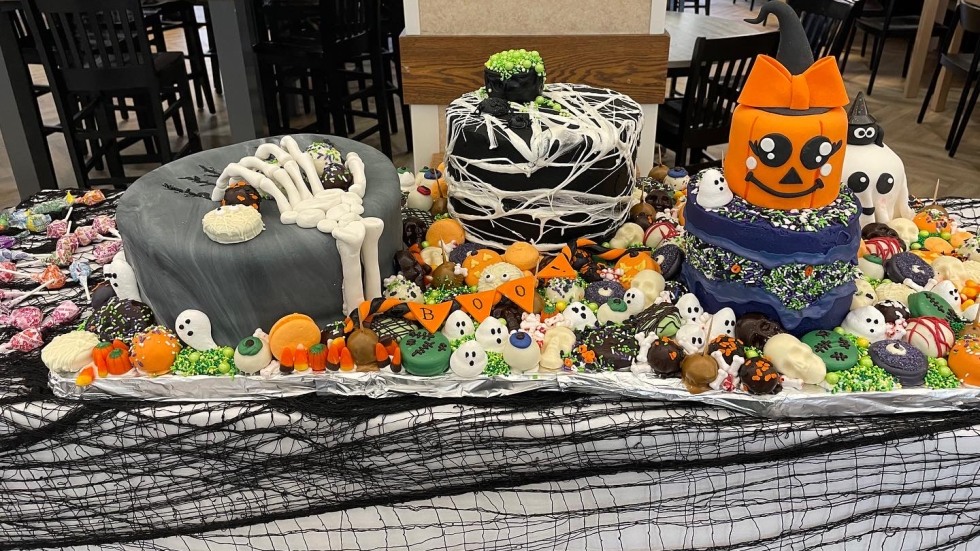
[0, 2, 977, 205]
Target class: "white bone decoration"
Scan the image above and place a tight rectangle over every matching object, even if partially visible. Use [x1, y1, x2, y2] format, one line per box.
[210, 136, 383, 312]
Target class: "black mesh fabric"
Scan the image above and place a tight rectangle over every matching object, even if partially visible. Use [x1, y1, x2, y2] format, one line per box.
[2, 192, 980, 550]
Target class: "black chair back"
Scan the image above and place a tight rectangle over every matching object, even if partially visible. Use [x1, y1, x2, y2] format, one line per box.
[958, 0, 980, 35]
[678, 32, 780, 146]
[788, 0, 863, 61]
[24, 0, 157, 93]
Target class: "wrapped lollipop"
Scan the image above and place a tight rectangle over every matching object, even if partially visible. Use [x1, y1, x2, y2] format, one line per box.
[79, 189, 106, 206]
[74, 226, 98, 246]
[40, 300, 81, 329]
[0, 260, 35, 283]
[53, 234, 79, 266]
[0, 236, 15, 250]
[0, 306, 43, 330]
[0, 211, 9, 232]
[32, 264, 67, 289]
[92, 215, 115, 235]
[31, 197, 69, 215]
[46, 219, 69, 238]
[0, 327, 44, 353]
[93, 241, 122, 264]
[26, 213, 51, 233]
[69, 260, 93, 302]
[0, 249, 41, 265]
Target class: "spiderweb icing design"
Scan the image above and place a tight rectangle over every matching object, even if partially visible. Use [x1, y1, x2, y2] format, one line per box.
[446, 84, 642, 252]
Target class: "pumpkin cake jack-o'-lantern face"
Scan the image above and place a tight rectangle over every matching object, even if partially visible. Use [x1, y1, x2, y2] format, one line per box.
[723, 1, 851, 211]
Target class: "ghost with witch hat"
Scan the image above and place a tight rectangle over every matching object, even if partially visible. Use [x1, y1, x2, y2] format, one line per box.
[841, 92, 913, 227]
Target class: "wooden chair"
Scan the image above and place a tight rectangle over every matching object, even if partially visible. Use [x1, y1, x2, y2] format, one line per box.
[656, 33, 780, 166]
[142, 0, 216, 113]
[787, 0, 864, 65]
[251, 0, 393, 157]
[918, 1, 980, 157]
[845, 0, 945, 95]
[23, 0, 201, 188]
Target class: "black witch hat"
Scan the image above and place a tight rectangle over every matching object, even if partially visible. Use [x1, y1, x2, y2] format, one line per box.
[846, 92, 885, 146]
[745, 1, 814, 75]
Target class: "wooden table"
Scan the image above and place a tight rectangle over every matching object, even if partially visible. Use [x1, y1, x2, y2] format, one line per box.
[665, 11, 776, 75]
[904, 0, 951, 99]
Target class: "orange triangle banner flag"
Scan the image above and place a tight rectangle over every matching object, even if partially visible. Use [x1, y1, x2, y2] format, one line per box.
[454, 290, 497, 323]
[496, 276, 537, 313]
[538, 254, 577, 279]
[407, 301, 453, 333]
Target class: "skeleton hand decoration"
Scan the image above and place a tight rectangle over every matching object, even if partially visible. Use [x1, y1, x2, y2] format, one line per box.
[211, 137, 384, 309]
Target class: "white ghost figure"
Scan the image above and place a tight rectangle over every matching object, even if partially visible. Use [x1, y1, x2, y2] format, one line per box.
[406, 183, 434, 211]
[842, 146, 914, 227]
[623, 289, 647, 316]
[930, 280, 961, 311]
[475, 317, 508, 353]
[564, 302, 598, 331]
[174, 309, 219, 350]
[675, 323, 707, 355]
[852, 278, 877, 310]
[441, 310, 475, 341]
[695, 168, 733, 209]
[842, 305, 887, 342]
[707, 307, 737, 340]
[676, 293, 704, 325]
[105, 251, 142, 302]
[450, 340, 487, 378]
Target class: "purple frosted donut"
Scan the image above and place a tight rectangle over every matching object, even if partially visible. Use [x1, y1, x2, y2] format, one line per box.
[652, 243, 684, 280]
[869, 339, 928, 386]
[585, 280, 625, 305]
[885, 252, 933, 287]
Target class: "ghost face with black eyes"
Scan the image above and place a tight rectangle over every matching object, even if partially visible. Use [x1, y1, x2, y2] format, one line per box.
[676, 293, 704, 326]
[475, 316, 508, 352]
[695, 168, 733, 209]
[930, 280, 961, 311]
[441, 310, 475, 341]
[450, 340, 487, 378]
[707, 307, 736, 340]
[564, 301, 598, 331]
[675, 323, 707, 355]
[841, 306, 886, 342]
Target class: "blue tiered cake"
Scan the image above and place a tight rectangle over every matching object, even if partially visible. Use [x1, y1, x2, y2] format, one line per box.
[680, 1, 860, 335]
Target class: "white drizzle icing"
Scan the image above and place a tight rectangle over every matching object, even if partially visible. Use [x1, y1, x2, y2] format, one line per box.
[446, 84, 642, 252]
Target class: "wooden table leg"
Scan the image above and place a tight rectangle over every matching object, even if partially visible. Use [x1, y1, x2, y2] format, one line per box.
[904, 0, 944, 98]
[931, 23, 964, 112]
[0, 9, 55, 198]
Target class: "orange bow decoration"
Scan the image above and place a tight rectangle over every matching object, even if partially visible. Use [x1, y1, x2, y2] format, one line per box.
[738, 55, 849, 111]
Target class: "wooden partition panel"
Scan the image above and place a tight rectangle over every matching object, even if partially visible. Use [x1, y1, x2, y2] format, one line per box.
[400, 34, 670, 106]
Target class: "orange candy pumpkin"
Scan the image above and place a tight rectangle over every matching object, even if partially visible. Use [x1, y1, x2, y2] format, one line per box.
[130, 327, 182, 376]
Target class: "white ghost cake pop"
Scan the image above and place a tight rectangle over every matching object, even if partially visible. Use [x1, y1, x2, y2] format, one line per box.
[397, 168, 416, 193]
[675, 323, 707, 355]
[930, 280, 961, 311]
[676, 293, 704, 325]
[450, 340, 487, 378]
[695, 168, 733, 209]
[441, 310, 475, 341]
[475, 316, 508, 353]
[174, 309, 219, 350]
[105, 250, 142, 302]
[707, 307, 737, 340]
[477, 262, 523, 292]
[842, 306, 887, 342]
[622, 289, 647, 316]
[564, 302, 598, 331]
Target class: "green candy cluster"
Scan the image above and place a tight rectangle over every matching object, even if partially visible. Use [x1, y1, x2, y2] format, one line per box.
[924, 357, 960, 389]
[483, 351, 510, 376]
[485, 49, 545, 80]
[827, 363, 896, 393]
[172, 347, 238, 376]
[424, 285, 476, 305]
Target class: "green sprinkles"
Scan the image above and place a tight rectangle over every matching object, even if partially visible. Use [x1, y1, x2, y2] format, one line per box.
[482, 351, 510, 376]
[924, 357, 960, 389]
[485, 49, 545, 80]
[830, 363, 897, 393]
[450, 334, 475, 351]
[425, 285, 476, 304]
[702, 183, 858, 232]
[172, 347, 238, 377]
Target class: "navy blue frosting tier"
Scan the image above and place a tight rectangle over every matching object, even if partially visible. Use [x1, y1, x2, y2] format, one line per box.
[685, 183, 861, 269]
[682, 264, 855, 336]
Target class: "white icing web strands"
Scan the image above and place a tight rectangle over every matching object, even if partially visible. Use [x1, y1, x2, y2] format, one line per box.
[446, 84, 643, 252]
